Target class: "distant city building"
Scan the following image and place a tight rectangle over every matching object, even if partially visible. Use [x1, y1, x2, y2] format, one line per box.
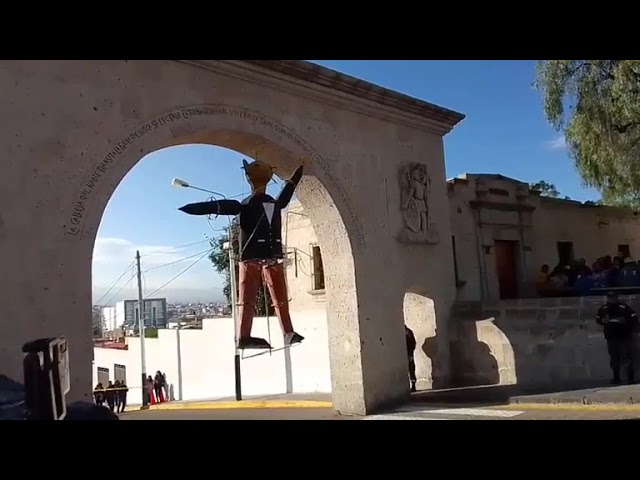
[119, 298, 168, 330]
[101, 306, 120, 333]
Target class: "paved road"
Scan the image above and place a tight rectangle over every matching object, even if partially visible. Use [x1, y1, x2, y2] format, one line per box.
[120, 405, 640, 420]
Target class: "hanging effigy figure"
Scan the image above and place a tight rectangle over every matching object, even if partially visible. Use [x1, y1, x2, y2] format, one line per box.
[178, 159, 305, 350]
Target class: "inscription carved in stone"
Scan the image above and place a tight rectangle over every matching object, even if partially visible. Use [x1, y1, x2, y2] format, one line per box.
[397, 162, 439, 244]
[63, 104, 366, 250]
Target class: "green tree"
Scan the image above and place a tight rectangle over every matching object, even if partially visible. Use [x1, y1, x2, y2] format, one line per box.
[535, 60, 640, 208]
[529, 180, 573, 200]
[145, 327, 159, 339]
[208, 220, 272, 316]
[530, 180, 561, 198]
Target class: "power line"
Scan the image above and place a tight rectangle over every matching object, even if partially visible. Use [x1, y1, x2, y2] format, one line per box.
[140, 238, 212, 258]
[106, 265, 136, 305]
[95, 260, 135, 306]
[144, 250, 211, 300]
[142, 247, 214, 274]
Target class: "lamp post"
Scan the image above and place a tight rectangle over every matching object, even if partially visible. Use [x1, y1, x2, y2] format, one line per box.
[224, 240, 242, 401]
[135, 250, 148, 408]
[172, 177, 242, 400]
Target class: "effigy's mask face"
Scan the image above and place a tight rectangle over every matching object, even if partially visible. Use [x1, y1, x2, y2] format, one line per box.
[242, 159, 274, 192]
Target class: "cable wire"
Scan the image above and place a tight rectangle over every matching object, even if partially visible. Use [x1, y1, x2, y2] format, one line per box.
[142, 247, 214, 274]
[144, 250, 211, 300]
[95, 260, 136, 306]
[140, 238, 212, 258]
[101, 265, 137, 307]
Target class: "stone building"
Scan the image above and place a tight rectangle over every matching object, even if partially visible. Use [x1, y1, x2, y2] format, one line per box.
[284, 173, 640, 311]
[448, 173, 640, 302]
[280, 175, 640, 392]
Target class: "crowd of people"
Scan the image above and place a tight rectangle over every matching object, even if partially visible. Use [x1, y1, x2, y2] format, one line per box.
[93, 380, 128, 413]
[93, 370, 170, 413]
[146, 371, 170, 405]
[536, 251, 640, 297]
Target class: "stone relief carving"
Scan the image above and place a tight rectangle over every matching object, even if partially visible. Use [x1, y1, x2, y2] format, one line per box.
[397, 162, 439, 244]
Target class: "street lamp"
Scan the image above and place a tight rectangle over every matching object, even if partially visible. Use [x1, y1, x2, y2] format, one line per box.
[172, 178, 242, 401]
[171, 178, 226, 198]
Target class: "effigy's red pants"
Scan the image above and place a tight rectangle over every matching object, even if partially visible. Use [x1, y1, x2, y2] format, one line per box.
[238, 260, 293, 339]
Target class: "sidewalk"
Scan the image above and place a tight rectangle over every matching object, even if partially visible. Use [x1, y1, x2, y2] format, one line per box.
[126, 384, 640, 414]
[126, 392, 332, 412]
[411, 383, 640, 409]
[509, 384, 640, 407]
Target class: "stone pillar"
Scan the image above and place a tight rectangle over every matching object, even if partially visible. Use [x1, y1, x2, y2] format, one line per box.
[0, 241, 94, 404]
[326, 255, 409, 416]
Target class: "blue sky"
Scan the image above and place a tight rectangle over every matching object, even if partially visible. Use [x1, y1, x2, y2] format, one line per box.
[93, 60, 597, 304]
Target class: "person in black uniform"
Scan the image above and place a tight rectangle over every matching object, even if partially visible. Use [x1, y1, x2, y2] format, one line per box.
[117, 380, 128, 413]
[596, 292, 639, 384]
[405, 325, 417, 392]
[105, 381, 117, 411]
[113, 380, 122, 411]
[93, 383, 105, 406]
[179, 160, 305, 350]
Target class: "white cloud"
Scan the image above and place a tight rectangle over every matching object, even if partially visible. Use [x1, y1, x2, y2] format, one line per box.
[92, 237, 223, 304]
[545, 135, 567, 150]
[93, 237, 203, 268]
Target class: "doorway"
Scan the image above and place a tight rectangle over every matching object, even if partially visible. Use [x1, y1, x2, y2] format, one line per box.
[556, 241, 574, 267]
[494, 240, 519, 299]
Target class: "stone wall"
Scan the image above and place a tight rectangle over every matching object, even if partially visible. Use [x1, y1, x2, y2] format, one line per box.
[449, 296, 640, 390]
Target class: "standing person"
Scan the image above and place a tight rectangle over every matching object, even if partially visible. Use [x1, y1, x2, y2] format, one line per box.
[161, 372, 170, 402]
[405, 325, 417, 392]
[596, 292, 639, 385]
[154, 371, 165, 403]
[94, 383, 105, 407]
[117, 380, 128, 413]
[105, 381, 117, 411]
[146, 375, 155, 405]
[113, 380, 122, 412]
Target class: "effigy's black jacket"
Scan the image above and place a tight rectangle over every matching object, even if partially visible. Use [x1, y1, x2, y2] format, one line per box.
[179, 167, 302, 261]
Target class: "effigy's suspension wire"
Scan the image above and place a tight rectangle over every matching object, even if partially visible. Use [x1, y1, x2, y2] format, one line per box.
[241, 343, 300, 360]
[263, 275, 272, 356]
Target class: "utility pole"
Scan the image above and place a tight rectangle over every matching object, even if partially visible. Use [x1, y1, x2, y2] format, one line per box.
[225, 240, 242, 401]
[135, 250, 148, 407]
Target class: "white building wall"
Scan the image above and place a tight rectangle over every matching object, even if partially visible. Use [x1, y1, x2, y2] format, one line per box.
[101, 306, 116, 333]
[283, 200, 327, 314]
[115, 302, 125, 329]
[93, 312, 331, 404]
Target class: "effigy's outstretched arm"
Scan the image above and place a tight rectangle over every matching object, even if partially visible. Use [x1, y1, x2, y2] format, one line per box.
[276, 165, 303, 210]
[178, 199, 241, 216]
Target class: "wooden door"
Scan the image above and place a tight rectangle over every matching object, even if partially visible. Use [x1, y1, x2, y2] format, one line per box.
[494, 240, 519, 299]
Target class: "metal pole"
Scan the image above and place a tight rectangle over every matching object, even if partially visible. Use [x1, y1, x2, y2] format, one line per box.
[226, 240, 242, 401]
[176, 326, 183, 401]
[135, 250, 148, 407]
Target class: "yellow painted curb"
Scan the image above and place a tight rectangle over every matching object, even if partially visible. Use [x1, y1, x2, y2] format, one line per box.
[497, 403, 640, 413]
[128, 400, 333, 411]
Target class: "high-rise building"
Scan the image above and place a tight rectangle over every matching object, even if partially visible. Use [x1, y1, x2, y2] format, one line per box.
[101, 306, 119, 333]
[120, 298, 168, 329]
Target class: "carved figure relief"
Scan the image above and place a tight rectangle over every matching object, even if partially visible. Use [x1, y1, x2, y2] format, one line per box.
[397, 162, 439, 244]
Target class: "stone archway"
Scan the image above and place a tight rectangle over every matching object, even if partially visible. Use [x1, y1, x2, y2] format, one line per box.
[0, 60, 464, 415]
[78, 105, 363, 413]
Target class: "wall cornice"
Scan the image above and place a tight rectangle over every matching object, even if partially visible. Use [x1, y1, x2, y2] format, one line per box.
[174, 60, 465, 136]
